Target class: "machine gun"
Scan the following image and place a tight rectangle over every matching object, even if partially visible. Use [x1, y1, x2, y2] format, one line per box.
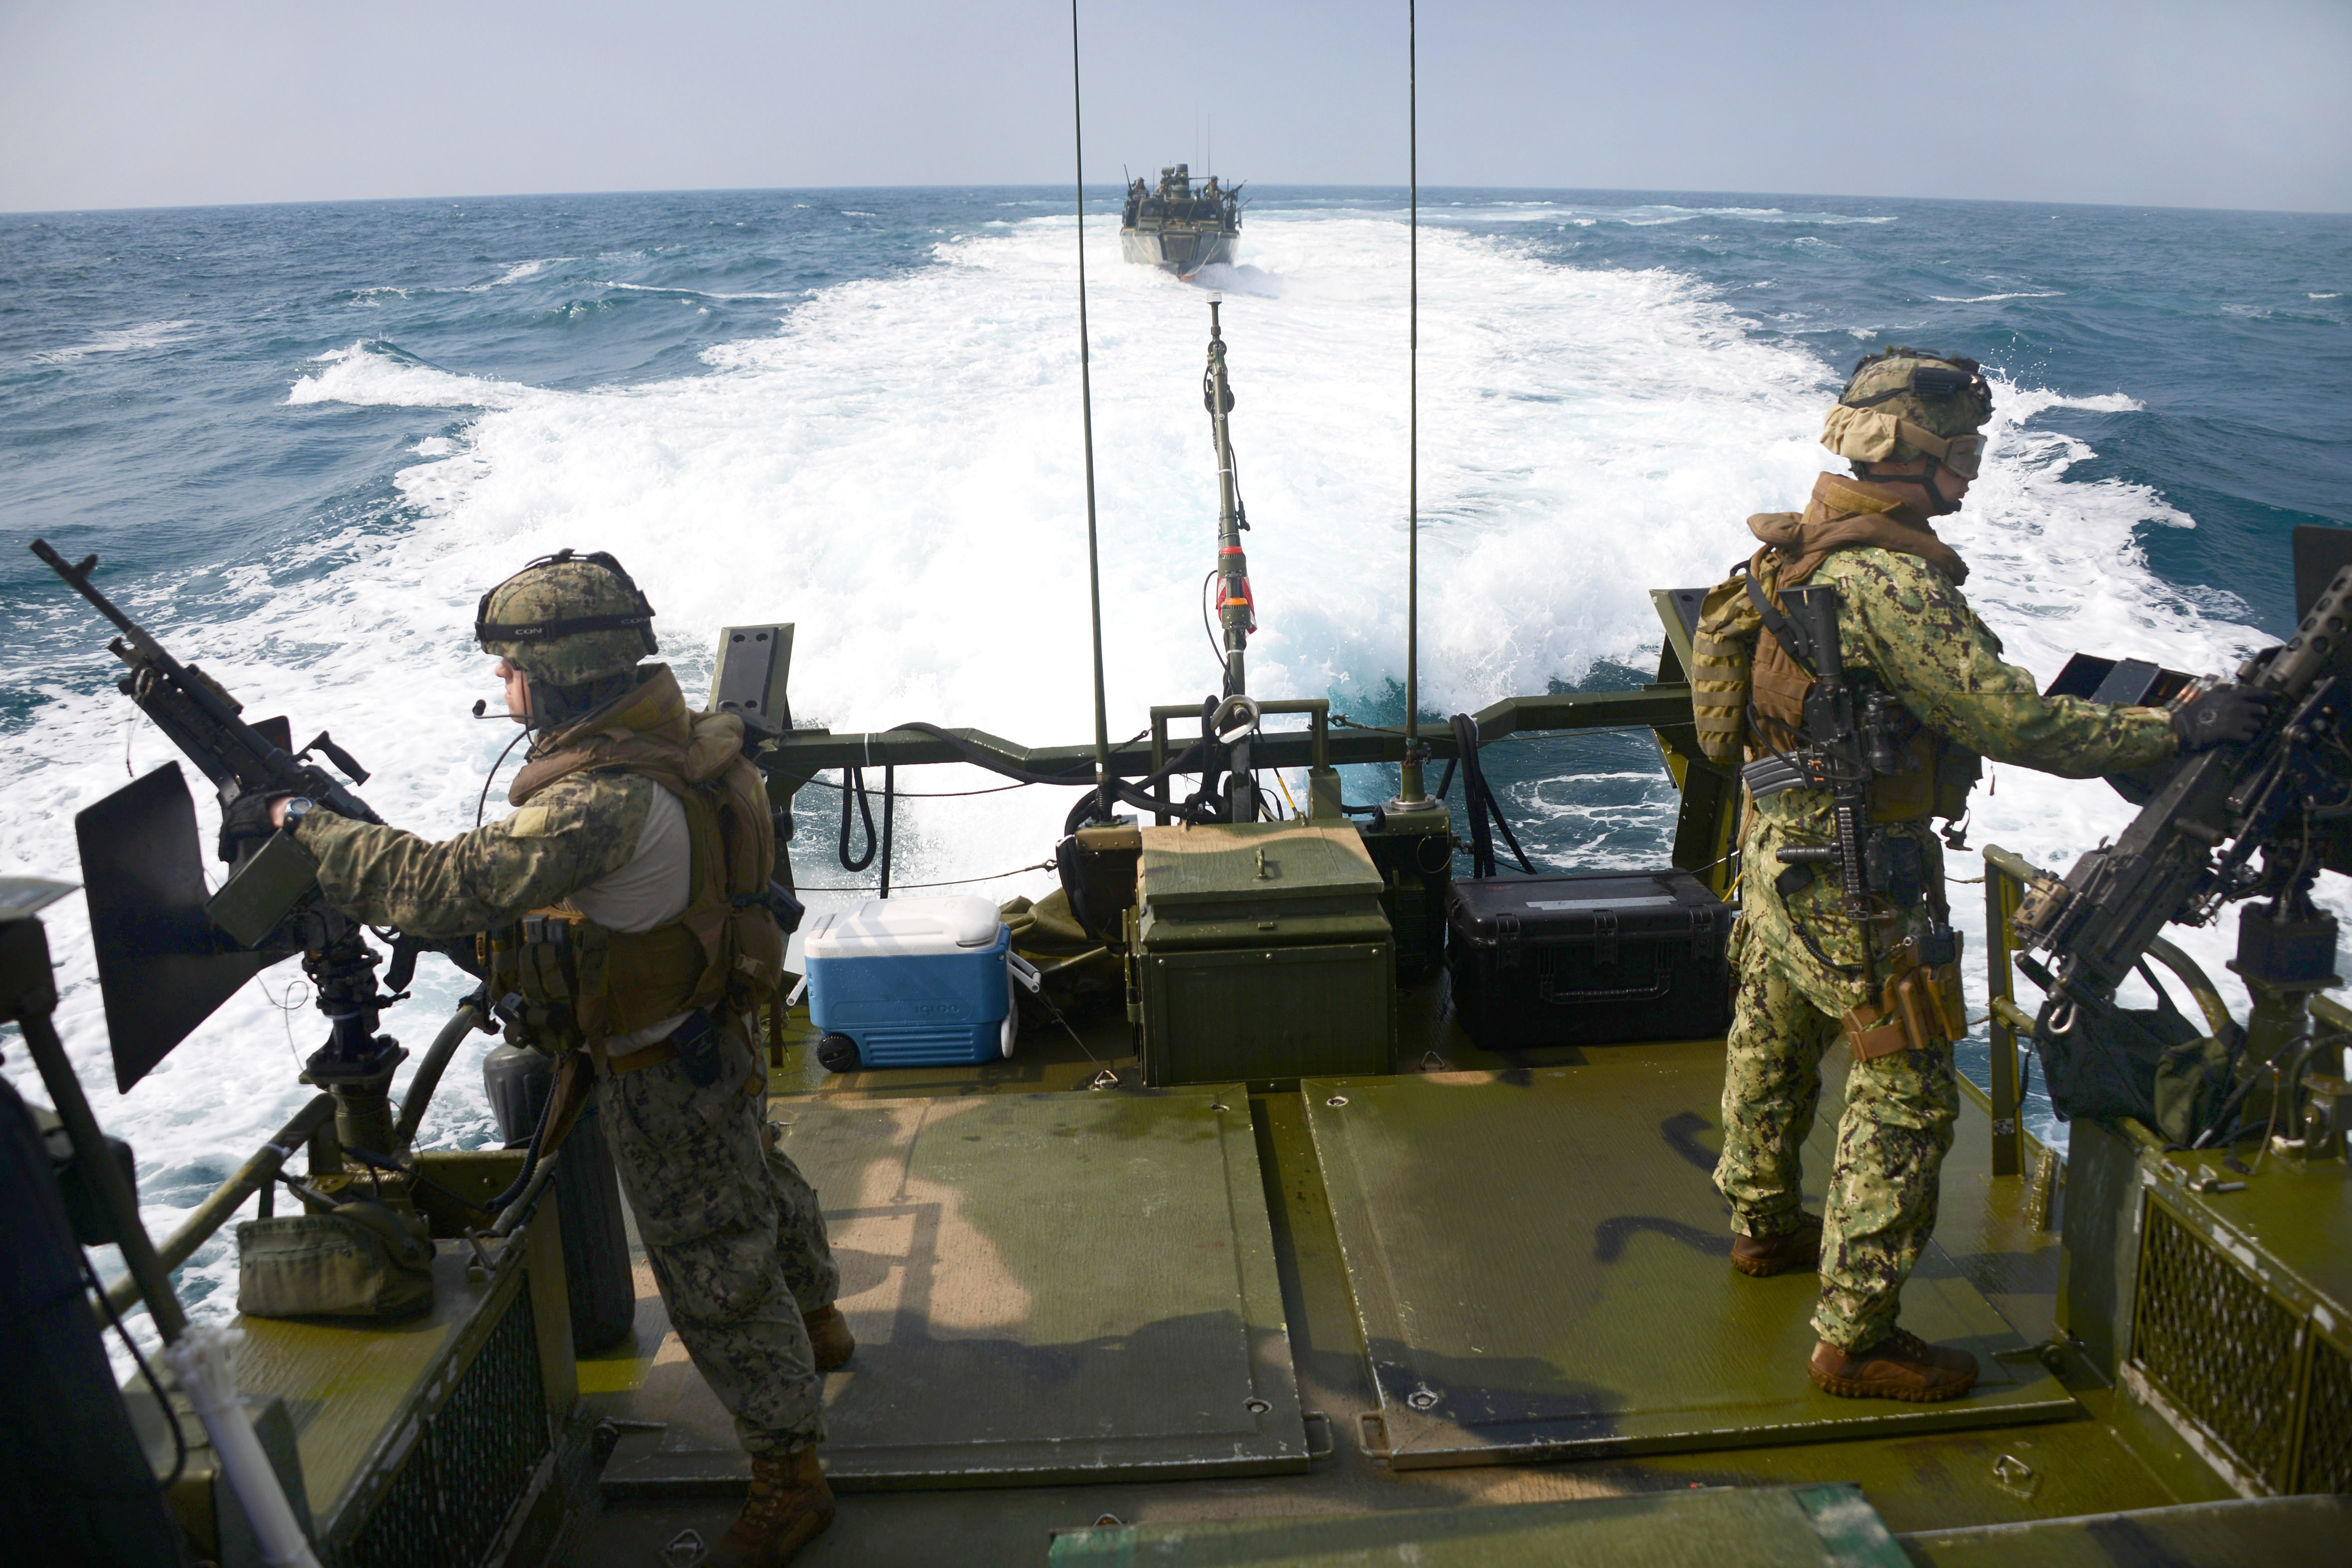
[33, 541, 382, 826]
[2013, 562, 2352, 1048]
[31, 540, 442, 1101]
[1740, 585, 1926, 927]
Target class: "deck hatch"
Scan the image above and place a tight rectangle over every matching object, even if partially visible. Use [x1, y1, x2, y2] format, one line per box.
[600, 1089, 1307, 1493]
[1304, 1067, 2078, 1469]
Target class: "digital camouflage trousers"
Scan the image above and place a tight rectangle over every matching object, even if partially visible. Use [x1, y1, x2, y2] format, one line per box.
[597, 1028, 840, 1454]
[1715, 861, 1960, 1353]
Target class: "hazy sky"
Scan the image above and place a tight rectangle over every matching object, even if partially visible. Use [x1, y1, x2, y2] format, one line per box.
[4, 0, 2348, 214]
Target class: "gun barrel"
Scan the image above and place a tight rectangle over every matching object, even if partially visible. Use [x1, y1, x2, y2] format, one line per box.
[33, 539, 383, 825]
[30, 539, 172, 662]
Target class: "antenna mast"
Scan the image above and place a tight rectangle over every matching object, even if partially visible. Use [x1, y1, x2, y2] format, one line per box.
[1392, 0, 1431, 810]
[1206, 297, 1259, 822]
[1071, 0, 1112, 815]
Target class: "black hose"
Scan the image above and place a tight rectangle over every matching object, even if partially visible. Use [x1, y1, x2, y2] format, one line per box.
[839, 767, 878, 872]
[1450, 713, 1535, 878]
[483, 1077, 558, 1213]
[879, 766, 895, 898]
[81, 1251, 187, 1494]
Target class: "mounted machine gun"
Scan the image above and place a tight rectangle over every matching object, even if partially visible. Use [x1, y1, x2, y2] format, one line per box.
[30, 540, 471, 1158]
[2011, 543, 2352, 1139]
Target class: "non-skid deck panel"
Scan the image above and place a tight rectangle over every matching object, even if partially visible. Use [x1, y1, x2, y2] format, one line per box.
[1047, 1482, 1910, 1567]
[601, 1088, 1307, 1493]
[1304, 1066, 2079, 1469]
[1898, 1495, 2352, 1567]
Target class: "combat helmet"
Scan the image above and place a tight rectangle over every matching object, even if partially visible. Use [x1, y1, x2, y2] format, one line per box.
[474, 550, 658, 718]
[1820, 346, 1995, 511]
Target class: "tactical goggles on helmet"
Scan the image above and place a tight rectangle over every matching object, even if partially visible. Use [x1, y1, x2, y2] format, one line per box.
[1897, 422, 1987, 480]
[473, 549, 656, 647]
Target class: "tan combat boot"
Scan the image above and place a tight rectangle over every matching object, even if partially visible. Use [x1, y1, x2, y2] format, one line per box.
[803, 1305, 855, 1372]
[1808, 1328, 1979, 1401]
[709, 1447, 835, 1567]
[1730, 1213, 1822, 1278]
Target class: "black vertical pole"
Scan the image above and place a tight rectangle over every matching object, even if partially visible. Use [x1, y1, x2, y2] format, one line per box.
[1072, 1, 1113, 820]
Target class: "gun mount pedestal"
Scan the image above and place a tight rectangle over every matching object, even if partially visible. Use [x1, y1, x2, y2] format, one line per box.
[2226, 901, 2344, 1136]
[296, 929, 409, 1174]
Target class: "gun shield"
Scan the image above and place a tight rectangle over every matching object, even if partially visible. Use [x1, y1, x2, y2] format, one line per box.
[75, 763, 275, 1090]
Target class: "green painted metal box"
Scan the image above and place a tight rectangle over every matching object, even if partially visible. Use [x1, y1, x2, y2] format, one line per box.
[1135, 822, 1396, 1086]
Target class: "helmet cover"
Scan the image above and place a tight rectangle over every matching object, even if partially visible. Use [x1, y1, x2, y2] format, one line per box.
[1822, 347, 1995, 465]
[475, 550, 658, 689]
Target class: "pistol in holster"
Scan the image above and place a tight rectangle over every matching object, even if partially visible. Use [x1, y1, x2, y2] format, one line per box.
[1842, 927, 1967, 1063]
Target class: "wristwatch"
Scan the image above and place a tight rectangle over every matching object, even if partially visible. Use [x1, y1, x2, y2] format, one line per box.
[281, 796, 316, 830]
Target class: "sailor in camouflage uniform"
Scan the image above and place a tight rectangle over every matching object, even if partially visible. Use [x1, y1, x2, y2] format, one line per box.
[259, 552, 847, 1566]
[1689, 350, 2268, 1400]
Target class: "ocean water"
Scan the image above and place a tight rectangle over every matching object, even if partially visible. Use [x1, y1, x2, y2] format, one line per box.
[3, 187, 2348, 1348]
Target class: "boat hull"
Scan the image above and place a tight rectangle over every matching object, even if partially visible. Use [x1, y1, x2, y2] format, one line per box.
[1121, 224, 1235, 274]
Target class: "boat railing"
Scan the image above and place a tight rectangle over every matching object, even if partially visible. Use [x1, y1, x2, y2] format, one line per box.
[760, 686, 1691, 783]
[97, 1001, 484, 1321]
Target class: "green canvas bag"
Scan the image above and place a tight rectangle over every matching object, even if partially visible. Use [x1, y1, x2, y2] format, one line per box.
[236, 1199, 435, 1320]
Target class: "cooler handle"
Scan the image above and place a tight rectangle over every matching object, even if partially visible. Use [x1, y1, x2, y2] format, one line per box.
[1007, 952, 1043, 994]
[784, 974, 809, 1009]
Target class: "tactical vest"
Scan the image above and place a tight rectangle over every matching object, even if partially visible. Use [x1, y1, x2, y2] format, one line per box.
[482, 670, 784, 1067]
[1690, 479, 1979, 824]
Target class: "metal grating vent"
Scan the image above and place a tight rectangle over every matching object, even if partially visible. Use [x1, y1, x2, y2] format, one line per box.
[342, 1280, 548, 1568]
[2298, 1333, 2352, 1495]
[2131, 1206, 2302, 1491]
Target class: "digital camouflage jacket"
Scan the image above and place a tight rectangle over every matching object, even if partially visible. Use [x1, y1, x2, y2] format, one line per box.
[1737, 474, 2179, 998]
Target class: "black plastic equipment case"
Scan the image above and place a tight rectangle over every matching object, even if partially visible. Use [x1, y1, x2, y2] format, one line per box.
[1446, 870, 1735, 1048]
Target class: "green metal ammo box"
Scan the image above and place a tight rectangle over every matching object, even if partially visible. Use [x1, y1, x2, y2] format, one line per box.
[1135, 821, 1396, 1086]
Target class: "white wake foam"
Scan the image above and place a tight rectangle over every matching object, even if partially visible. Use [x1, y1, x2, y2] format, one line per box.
[28, 319, 199, 364]
[288, 342, 529, 408]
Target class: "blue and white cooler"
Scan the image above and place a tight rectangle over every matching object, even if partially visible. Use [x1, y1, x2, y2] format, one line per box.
[799, 895, 1041, 1071]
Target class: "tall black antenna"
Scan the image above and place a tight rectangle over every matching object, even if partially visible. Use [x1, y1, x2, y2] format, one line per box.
[1393, 0, 1430, 808]
[1071, 0, 1111, 811]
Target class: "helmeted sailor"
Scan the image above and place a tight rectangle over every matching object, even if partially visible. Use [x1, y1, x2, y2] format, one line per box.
[1689, 349, 2268, 1400]
[248, 550, 848, 1566]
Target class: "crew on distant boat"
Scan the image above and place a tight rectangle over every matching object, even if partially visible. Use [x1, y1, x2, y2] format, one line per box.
[1120, 161, 1241, 276]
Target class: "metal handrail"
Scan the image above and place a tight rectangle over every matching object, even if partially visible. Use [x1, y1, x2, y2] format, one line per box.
[1150, 698, 1333, 825]
[99, 1094, 335, 1321]
[759, 685, 1693, 779]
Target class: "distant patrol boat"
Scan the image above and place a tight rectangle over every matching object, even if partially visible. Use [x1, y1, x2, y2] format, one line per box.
[1121, 162, 1240, 275]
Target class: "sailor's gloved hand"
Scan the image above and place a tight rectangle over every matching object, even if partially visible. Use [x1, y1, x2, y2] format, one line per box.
[2172, 685, 2273, 751]
[216, 791, 286, 863]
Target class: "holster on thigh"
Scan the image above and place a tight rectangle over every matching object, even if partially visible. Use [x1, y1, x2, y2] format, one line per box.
[1842, 935, 1966, 1064]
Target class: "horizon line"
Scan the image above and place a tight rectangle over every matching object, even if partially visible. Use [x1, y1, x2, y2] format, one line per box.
[6, 182, 2348, 223]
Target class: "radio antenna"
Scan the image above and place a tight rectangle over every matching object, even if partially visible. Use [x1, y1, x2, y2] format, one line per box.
[1392, 0, 1431, 810]
[1070, 0, 1112, 816]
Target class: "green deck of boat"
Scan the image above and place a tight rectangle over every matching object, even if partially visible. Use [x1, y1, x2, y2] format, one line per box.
[599, 1089, 1307, 1493]
[1303, 1066, 2075, 1467]
[1897, 1494, 2352, 1566]
[556, 980, 2249, 1566]
[1047, 1482, 1909, 1567]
